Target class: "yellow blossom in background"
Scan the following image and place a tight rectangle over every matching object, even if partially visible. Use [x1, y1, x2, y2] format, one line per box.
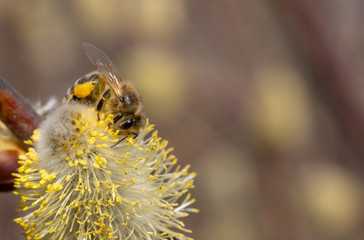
[13, 103, 197, 240]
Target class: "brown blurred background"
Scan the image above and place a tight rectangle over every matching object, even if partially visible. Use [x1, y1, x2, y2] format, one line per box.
[1, 0, 364, 240]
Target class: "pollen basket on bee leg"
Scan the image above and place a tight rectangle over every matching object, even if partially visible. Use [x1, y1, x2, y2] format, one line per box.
[73, 82, 94, 98]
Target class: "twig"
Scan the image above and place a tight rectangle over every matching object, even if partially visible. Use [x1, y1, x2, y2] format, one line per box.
[0, 77, 42, 190]
[0, 78, 42, 145]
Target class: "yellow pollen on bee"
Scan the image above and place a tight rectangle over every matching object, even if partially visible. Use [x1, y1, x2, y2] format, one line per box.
[74, 82, 94, 98]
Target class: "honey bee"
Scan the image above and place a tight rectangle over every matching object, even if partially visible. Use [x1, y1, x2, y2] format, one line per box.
[64, 43, 144, 146]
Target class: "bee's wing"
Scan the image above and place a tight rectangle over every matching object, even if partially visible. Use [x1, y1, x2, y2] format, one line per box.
[82, 42, 123, 98]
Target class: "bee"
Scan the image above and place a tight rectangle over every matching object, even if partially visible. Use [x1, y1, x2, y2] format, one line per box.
[64, 43, 144, 146]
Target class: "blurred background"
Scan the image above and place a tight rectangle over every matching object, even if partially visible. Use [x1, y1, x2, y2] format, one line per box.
[1, 0, 364, 239]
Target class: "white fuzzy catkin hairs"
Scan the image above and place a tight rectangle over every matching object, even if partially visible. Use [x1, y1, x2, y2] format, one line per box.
[14, 103, 197, 240]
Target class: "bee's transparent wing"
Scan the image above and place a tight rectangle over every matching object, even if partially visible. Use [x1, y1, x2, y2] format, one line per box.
[82, 42, 123, 98]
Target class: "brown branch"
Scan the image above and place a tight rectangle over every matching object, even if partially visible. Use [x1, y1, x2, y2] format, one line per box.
[0, 77, 42, 191]
[0, 150, 20, 190]
[0, 77, 42, 145]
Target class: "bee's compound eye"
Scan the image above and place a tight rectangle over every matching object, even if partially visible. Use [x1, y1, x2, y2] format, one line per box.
[120, 119, 135, 130]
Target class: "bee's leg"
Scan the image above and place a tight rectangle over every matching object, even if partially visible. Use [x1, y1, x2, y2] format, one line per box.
[113, 113, 124, 124]
[110, 134, 129, 148]
[132, 132, 138, 139]
[96, 89, 111, 120]
[110, 132, 138, 148]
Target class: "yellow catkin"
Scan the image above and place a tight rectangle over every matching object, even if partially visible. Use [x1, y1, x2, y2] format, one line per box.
[14, 104, 197, 240]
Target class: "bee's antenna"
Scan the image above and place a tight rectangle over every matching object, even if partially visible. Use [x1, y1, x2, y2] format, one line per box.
[110, 133, 138, 148]
[110, 135, 128, 148]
